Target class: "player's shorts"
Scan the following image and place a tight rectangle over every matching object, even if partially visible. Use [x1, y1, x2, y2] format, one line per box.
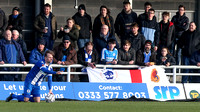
[24, 80, 40, 98]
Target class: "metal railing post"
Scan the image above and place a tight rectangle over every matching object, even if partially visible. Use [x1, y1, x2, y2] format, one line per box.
[67, 66, 71, 82]
[173, 67, 177, 84]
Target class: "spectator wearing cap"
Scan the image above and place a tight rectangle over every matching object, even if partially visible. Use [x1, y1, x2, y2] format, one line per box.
[93, 5, 114, 38]
[34, 3, 57, 50]
[93, 24, 119, 58]
[29, 39, 48, 64]
[0, 7, 7, 39]
[77, 42, 99, 82]
[125, 22, 146, 53]
[0, 30, 27, 81]
[58, 18, 80, 48]
[118, 40, 136, 65]
[72, 4, 92, 49]
[136, 40, 157, 66]
[53, 35, 77, 81]
[12, 30, 27, 59]
[114, 1, 137, 45]
[7, 7, 24, 34]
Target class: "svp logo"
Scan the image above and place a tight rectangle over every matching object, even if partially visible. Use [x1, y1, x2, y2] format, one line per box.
[189, 90, 200, 99]
[153, 86, 180, 100]
[100, 70, 118, 81]
[151, 68, 160, 82]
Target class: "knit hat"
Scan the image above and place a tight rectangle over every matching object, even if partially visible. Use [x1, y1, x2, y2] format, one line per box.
[78, 4, 86, 11]
[12, 7, 20, 12]
[62, 35, 70, 42]
[145, 40, 152, 45]
[123, 0, 131, 5]
[38, 38, 46, 45]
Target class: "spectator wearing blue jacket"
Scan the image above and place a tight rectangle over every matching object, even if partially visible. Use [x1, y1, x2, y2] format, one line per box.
[140, 8, 160, 52]
[0, 30, 27, 81]
[93, 25, 119, 58]
[29, 39, 48, 64]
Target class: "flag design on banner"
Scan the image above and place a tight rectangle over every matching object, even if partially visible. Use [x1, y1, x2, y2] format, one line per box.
[86, 66, 169, 84]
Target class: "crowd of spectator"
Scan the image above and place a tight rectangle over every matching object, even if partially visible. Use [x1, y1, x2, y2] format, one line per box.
[0, 1, 200, 83]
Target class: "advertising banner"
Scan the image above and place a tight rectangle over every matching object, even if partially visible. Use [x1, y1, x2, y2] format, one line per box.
[0, 81, 74, 100]
[87, 66, 169, 84]
[184, 83, 200, 99]
[147, 84, 186, 101]
[72, 83, 149, 101]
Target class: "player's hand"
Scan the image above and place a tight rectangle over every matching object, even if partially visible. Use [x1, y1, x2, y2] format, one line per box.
[0, 61, 4, 64]
[56, 71, 62, 75]
[88, 62, 95, 68]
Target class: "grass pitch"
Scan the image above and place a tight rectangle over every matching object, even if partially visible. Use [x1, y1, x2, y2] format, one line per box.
[0, 101, 200, 112]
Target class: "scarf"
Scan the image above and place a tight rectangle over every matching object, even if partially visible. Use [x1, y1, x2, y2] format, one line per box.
[144, 51, 151, 63]
[100, 15, 111, 32]
[84, 48, 92, 63]
[12, 15, 18, 19]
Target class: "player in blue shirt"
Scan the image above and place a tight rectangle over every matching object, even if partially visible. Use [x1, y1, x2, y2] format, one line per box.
[6, 50, 61, 102]
[101, 39, 118, 64]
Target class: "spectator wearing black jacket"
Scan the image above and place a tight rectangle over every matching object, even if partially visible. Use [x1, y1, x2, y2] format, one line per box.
[12, 30, 27, 60]
[190, 49, 200, 83]
[72, 4, 92, 49]
[78, 42, 99, 82]
[138, 2, 156, 25]
[93, 25, 119, 58]
[156, 47, 176, 67]
[114, 1, 137, 44]
[7, 7, 24, 34]
[158, 12, 175, 56]
[179, 22, 200, 83]
[118, 40, 136, 65]
[93, 5, 114, 38]
[136, 40, 157, 66]
[0, 8, 7, 39]
[140, 8, 160, 52]
[125, 22, 146, 53]
[171, 5, 189, 65]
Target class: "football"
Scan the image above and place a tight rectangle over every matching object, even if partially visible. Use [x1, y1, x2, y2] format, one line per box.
[45, 93, 55, 103]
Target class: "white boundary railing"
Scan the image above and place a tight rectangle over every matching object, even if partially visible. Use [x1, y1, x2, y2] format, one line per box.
[0, 64, 199, 83]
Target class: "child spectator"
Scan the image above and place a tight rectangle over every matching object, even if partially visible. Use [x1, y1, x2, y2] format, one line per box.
[101, 39, 118, 65]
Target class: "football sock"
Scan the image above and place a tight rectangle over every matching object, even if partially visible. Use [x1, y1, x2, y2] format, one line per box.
[12, 94, 24, 101]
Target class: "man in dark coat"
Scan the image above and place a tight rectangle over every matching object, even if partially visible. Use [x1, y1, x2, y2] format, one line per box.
[34, 3, 57, 50]
[78, 42, 99, 82]
[171, 5, 189, 65]
[114, 1, 137, 44]
[72, 4, 92, 49]
[93, 25, 119, 58]
[0, 30, 27, 81]
[7, 7, 24, 34]
[125, 22, 146, 53]
[136, 40, 157, 66]
[179, 22, 200, 83]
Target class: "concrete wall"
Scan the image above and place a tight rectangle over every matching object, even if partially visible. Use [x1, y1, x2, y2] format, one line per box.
[0, 0, 197, 51]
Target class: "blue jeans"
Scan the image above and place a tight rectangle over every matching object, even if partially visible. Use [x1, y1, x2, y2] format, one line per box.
[181, 56, 192, 83]
[77, 39, 90, 49]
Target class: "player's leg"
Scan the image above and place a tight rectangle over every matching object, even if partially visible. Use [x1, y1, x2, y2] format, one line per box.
[32, 85, 41, 103]
[23, 81, 33, 102]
